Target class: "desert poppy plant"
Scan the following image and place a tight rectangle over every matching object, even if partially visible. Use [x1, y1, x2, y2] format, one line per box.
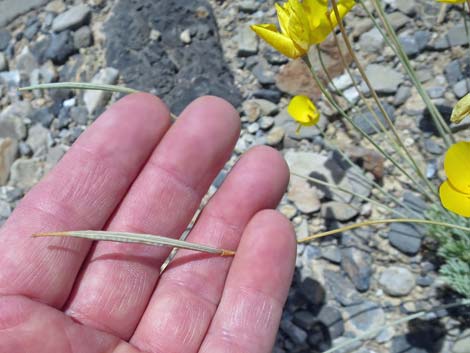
[250, 0, 356, 59]
[439, 141, 470, 217]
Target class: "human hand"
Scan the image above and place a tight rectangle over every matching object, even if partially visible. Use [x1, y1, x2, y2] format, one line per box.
[0, 94, 296, 353]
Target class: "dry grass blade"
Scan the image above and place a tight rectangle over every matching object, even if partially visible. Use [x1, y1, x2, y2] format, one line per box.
[19, 82, 139, 94]
[33, 230, 235, 256]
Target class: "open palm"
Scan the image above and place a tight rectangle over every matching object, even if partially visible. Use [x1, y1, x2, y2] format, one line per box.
[0, 94, 296, 353]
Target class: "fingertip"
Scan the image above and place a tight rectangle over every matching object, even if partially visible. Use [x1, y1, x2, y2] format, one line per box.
[245, 146, 290, 191]
[186, 95, 241, 134]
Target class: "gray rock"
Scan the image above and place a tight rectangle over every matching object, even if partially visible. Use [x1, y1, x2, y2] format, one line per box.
[399, 34, 419, 57]
[299, 277, 325, 306]
[259, 116, 274, 130]
[427, 86, 445, 99]
[252, 88, 281, 103]
[9, 158, 44, 190]
[424, 139, 444, 155]
[330, 332, 363, 353]
[365, 64, 404, 94]
[0, 70, 20, 86]
[324, 270, 363, 306]
[445, 60, 463, 85]
[392, 334, 439, 353]
[73, 26, 92, 49]
[343, 87, 360, 104]
[27, 124, 49, 157]
[352, 101, 396, 135]
[396, 0, 416, 15]
[318, 305, 345, 339]
[434, 25, 467, 49]
[341, 248, 372, 292]
[379, 266, 416, 296]
[359, 28, 384, 53]
[388, 12, 410, 30]
[0, 0, 49, 27]
[104, 0, 242, 114]
[284, 150, 353, 203]
[252, 61, 276, 85]
[0, 52, 7, 72]
[287, 177, 320, 214]
[70, 106, 89, 125]
[0, 29, 11, 50]
[453, 79, 470, 99]
[0, 137, 18, 185]
[45, 31, 77, 65]
[266, 126, 285, 146]
[321, 245, 342, 264]
[15, 46, 38, 75]
[388, 222, 422, 255]
[18, 142, 32, 157]
[345, 301, 385, 338]
[31, 108, 54, 128]
[52, 4, 91, 32]
[415, 31, 431, 51]
[24, 20, 40, 40]
[45, 145, 66, 172]
[416, 275, 434, 287]
[394, 85, 411, 106]
[238, 0, 258, 13]
[236, 25, 258, 57]
[453, 329, 470, 353]
[321, 201, 358, 221]
[293, 310, 316, 330]
[328, 73, 354, 91]
[84, 67, 119, 114]
[0, 185, 22, 202]
[0, 199, 11, 222]
[0, 102, 30, 140]
[280, 319, 308, 345]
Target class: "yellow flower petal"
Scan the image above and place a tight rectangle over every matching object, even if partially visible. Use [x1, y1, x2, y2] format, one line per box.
[437, 0, 464, 3]
[287, 95, 320, 126]
[439, 180, 470, 217]
[329, 0, 356, 29]
[451, 93, 470, 123]
[250, 24, 305, 58]
[444, 141, 470, 194]
[275, 3, 290, 35]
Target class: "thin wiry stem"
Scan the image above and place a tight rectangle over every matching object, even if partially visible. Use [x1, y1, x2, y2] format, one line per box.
[291, 172, 409, 218]
[368, 0, 454, 146]
[318, 132, 423, 218]
[297, 218, 470, 243]
[33, 230, 235, 256]
[303, 56, 433, 199]
[19, 82, 179, 121]
[330, 0, 438, 200]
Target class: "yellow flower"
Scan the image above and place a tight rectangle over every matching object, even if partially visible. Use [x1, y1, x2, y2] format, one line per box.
[287, 95, 320, 132]
[436, 0, 465, 3]
[451, 93, 470, 124]
[251, 0, 356, 59]
[439, 141, 470, 217]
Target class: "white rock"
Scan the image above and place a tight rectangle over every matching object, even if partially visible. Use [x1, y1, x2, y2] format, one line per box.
[379, 266, 416, 297]
[84, 68, 119, 114]
[0, 138, 18, 185]
[52, 4, 91, 32]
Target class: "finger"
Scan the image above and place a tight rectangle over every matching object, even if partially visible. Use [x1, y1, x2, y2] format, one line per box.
[0, 93, 171, 308]
[130, 146, 289, 353]
[64, 96, 240, 339]
[199, 210, 296, 353]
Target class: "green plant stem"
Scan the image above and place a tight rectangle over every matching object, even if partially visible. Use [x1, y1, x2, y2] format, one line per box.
[323, 299, 470, 353]
[330, 0, 438, 199]
[319, 132, 422, 218]
[291, 172, 409, 218]
[19, 82, 179, 121]
[297, 218, 470, 243]
[302, 56, 434, 200]
[367, 0, 454, 147]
